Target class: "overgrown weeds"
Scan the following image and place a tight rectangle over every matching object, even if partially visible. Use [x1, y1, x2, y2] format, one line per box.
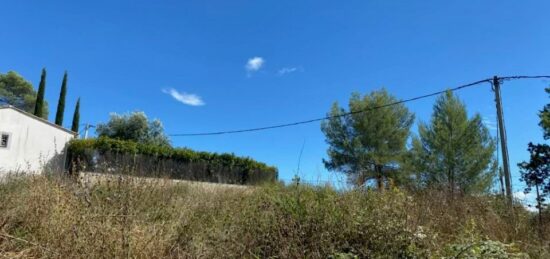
[0, 174, 547, 258]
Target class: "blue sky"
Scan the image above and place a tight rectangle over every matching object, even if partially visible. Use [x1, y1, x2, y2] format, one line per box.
[1, 1, 549, 198]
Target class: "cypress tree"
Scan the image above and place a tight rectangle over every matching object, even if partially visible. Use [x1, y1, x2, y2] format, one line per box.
[71, 98, 80, 133]
[34, 68, 47, 118]
[55, 71, 68, 126]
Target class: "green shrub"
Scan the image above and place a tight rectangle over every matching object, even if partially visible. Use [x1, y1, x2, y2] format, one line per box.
[66, 138, 277, 185]
[443, 220, 529, 258]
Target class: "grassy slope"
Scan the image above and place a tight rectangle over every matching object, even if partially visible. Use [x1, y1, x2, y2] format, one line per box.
[0, 174, 548, 258]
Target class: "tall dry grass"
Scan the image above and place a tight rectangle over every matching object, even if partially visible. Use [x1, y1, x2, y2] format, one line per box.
[0, 173, 547, 258]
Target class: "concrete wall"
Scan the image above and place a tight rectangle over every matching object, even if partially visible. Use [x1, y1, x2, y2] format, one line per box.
[0, 107, 75, 174]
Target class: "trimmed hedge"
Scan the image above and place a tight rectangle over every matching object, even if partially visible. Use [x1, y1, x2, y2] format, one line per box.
[67, 138, 278, 185]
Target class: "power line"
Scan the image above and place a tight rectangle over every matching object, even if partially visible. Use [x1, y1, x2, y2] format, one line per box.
[170, 78, 490, 136]
[169, 75, 550, 137]
[500, 75, 550, 81]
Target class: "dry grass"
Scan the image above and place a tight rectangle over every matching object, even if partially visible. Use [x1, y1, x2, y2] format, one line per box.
[0, 173, 547, 258]
[78, 172, 249, 193]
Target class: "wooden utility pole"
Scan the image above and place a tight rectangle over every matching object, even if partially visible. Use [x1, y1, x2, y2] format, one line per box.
[493, 76, 513, 205]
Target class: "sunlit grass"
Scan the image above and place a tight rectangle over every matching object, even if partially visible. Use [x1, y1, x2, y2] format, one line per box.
[0, 173, 547, 258]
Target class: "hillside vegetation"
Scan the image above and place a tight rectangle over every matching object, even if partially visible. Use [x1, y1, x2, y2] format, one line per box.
[0, 174, 548, 258]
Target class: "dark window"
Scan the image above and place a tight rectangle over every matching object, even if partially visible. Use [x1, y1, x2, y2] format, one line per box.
[1, 134, 9, 148]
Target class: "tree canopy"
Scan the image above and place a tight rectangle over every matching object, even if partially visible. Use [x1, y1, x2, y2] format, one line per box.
[409, 91, 496, 194]
[321, 89, 414, 189]
[0, 71, 49, 116]
[96, 111, 171, 147]
[539, 88, 550, 139]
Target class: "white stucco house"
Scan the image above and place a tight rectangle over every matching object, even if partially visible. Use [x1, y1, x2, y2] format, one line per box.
[0, 105, 77, 174]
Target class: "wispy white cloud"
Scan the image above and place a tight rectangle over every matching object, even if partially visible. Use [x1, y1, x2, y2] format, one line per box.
[277, 66, 302, 76]
[482, 116, 497, 131]
[162, 88, 205, 106]
[245, 57, 264, 73]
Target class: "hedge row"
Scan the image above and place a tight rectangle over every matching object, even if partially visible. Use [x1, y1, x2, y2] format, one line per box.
[67, 138, 278, 185]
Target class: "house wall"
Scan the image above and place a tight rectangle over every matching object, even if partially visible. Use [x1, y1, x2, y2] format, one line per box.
[0, 108, 75, 174]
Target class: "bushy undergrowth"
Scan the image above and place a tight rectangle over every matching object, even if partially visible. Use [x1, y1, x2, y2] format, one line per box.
[0, 174, 547, 258]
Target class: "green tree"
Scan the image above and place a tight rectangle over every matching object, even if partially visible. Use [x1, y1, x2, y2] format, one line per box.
[96, 111, 170, 147]
[34, 68, 47, 118]
[321, 89, 415, 189]
[518, 143, 549, 232]
[539, 88, 550, 139]
[55, 71, 68, 126]
[0, 71, 48, 115]
[71, 98, 80, 133]
[518, 87, 550, 235]
[409, 91, 496, 195]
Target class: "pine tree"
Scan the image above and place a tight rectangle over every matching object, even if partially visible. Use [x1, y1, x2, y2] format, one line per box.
[518, 142, 549, 236]
[54, 71, 68, 126]
[0, 71, 48, 115]
[34, 68, 47, 118]
[539, 88, 550, 139]
[71, 98, 80, 133]
[409, 91, 496, 195]
[321, 89, 415, 189]
[518, 87, 550, 236]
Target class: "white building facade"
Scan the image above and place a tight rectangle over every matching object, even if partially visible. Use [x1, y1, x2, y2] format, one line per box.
[0, 106, 76, 174]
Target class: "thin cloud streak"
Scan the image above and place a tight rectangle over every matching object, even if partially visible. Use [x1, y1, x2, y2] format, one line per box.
[482, 116, 497, 131]
[162, 88, 205, 106]
[278, 66, 303, 76]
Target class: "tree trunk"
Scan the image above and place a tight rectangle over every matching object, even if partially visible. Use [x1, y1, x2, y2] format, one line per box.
[536, 184, 543, 239]
[448, 168, 454, 200]
[375, 165, 384, 191]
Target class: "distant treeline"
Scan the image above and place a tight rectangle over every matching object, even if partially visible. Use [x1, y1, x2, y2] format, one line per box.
[67, 138, 278, 185]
